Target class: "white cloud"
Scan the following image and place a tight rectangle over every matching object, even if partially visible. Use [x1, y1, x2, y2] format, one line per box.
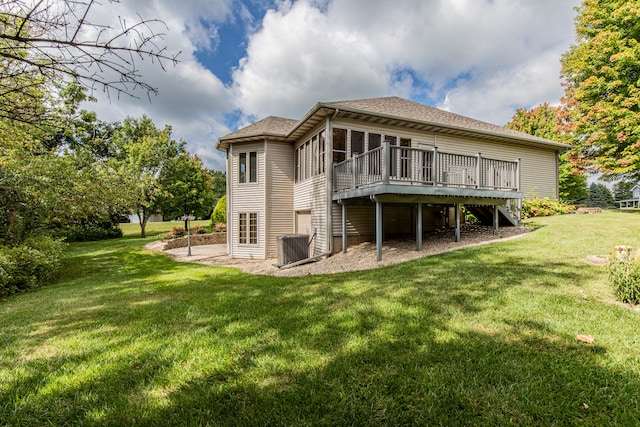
[231, 1, 391, 120]
[231, 0, 580, 124]
[439, 50, 567, 125]
[73, 0, 581, 171]
[78, 0, 235, 171]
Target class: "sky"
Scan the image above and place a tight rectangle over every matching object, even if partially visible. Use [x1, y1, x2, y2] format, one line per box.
[81, 0, 582, 171]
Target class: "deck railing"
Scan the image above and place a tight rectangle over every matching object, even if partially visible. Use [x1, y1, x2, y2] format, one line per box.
[333, 142, 520, 193]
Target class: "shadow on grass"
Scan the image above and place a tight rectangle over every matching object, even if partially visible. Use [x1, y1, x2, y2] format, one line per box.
[1, 234, 639, 425]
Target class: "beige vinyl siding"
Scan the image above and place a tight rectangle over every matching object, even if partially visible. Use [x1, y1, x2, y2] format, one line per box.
[293, 124, 330, 256]
[229, 142, 266, 259]
[265, 142, 294, 258]
[293, 174, 328, 256]
[331, 204, 374, 237]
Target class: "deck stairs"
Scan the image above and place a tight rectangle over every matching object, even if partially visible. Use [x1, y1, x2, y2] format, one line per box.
[465, 205, 520, 227]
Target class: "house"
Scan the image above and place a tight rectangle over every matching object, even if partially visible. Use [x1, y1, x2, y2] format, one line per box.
[617, 184, 640, 209]
[216, 97, 568, 261]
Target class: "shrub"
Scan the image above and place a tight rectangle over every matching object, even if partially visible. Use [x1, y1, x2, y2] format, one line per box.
[191, 225, 207, 235]
[214, 222, 227, 232]
[608, 255, 640, 305]
[0, 236, 65, 297]
[521, 198, 575, 219]
[162, 227, 187, 239]
[211, 195, 226, 227]
[54, 223, 123, 242]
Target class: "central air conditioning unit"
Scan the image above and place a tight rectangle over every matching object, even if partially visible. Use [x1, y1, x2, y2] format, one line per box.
[277, 234, 309, 265]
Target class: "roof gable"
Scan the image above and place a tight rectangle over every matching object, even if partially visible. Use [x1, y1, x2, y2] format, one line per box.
[221, 116, 297, 140]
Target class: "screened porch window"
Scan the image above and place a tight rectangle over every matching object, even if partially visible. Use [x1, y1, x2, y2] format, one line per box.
[333, 128, 347, 163]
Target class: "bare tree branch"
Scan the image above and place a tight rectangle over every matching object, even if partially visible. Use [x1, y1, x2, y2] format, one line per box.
[0, 0, 181, 123]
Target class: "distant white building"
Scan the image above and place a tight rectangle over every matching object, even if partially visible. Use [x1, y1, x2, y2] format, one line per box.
[617, 184, 640, 209]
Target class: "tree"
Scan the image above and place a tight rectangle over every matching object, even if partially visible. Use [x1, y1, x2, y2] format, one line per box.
[210, 170, 227, 204]
[561, 0, 640, 180]
[613, 180, 634, 201]
[506, 104, 588, 203]
[0, 117, 133, 243]
[0, 0, 179, 125]
[112, 116, 183, 238]
[155, 153, 215, 224]
[586, 182, 616, 208]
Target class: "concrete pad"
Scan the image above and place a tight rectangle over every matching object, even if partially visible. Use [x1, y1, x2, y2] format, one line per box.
[163, 244, 227, 261]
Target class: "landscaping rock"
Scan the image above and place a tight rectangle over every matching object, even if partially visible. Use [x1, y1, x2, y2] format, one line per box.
[585, 255, 608, 266]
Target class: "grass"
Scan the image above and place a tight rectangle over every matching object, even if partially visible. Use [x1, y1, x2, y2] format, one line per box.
[119, 220, 211, 238]
[1, 211, 639, 425]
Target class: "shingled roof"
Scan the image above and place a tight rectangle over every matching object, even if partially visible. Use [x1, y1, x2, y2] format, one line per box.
[317, 97, 564, 147]
[221, 116, 297, 140]
[217, 96, 568, 150]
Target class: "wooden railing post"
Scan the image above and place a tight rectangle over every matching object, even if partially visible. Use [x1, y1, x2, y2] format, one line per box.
[382, 140, 390, 185]
[515, 158, 521, 191]
[352, 156, 357, 189]
[433, 146, 439, 185]
[476, 152, 481, 188]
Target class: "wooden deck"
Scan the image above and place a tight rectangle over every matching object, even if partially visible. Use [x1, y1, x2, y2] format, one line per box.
[333, 142, 521, 204]
[331, 142, 523, 261]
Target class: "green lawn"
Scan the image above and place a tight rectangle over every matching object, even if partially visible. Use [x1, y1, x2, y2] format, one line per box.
[1, 212, 639, 426]
[119, 220, 211, 238]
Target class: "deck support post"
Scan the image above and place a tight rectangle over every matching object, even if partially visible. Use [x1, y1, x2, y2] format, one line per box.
[416, 203, 423, 251]
[376, 200, 383, 261]
[454, 203, 461, 242]
[493, 205, 499, 236]
[341, 202, 347, 253]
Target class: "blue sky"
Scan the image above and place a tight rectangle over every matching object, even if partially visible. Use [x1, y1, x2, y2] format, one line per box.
[84, 0, 581, 171]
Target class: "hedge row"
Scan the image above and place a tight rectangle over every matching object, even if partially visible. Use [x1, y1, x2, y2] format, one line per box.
[522, 198, 575, 218]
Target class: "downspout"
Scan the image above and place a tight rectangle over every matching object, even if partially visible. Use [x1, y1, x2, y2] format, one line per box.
[556, 151, 560, 199]
[226, 147, 232, 257]
[326, 108, 339, 255]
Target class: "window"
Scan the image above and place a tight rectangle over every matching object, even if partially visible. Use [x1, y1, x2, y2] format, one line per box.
[239, 212, 258, 245]
[333, 128, 347, 163]
[387, 136, 398, 177]
[312, 135, 318, 175]
[239, 213, 247, 243]
[249, 212, 258, 244]
[239, 153, 246, 183]
[319, 131, 326, 173]
[239, 151, 257, 183]
[294, 147, 299, 181]
[295, 130, 328, 182]
[351, 130, 364, 157]
[400, 138, 411, 178]
[368, 133, 381, 175]
[368, 133, 381, 150]
[305, 140, 311, 178]
[249, 152, 257, 183]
